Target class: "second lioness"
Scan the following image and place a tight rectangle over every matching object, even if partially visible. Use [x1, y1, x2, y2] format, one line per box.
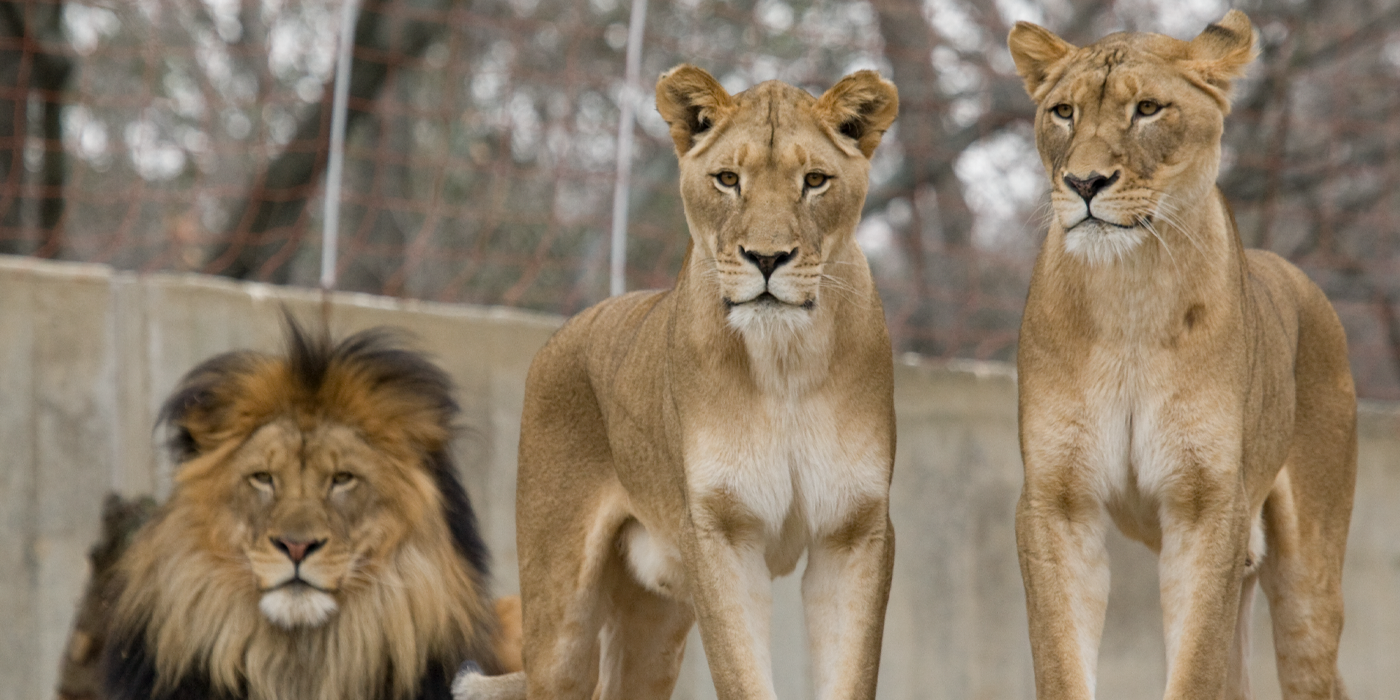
[1009, 10, 1355, 700]
[460, 66, 898, 700]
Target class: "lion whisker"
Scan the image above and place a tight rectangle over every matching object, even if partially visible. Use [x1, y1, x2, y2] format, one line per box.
[1154, 195, 1207, 256]
[1140, 216, 1178, 269]
[817, 274, 870, 307]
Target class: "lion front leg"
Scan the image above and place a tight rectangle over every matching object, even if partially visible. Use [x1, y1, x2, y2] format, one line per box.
[802, 510, 895, 700]
[1015, 487, 1112, 700]
[681, 513, 779, 700]
[1156, 468, 1252, 700]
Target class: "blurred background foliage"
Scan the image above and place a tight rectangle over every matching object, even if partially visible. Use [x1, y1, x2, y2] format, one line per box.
[1, 0, 1397, 397]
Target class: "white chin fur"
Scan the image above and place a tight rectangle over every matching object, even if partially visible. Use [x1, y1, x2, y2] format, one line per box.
[1063, 220, 1146, 265]
[726, 300, 812, 337]
[259, 586, 339, 629]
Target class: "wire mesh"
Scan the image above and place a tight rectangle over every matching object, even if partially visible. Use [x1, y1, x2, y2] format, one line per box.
[1, 0, 1398, 399]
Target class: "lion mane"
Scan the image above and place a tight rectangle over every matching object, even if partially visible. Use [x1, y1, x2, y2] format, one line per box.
[104, 320, 500, 700]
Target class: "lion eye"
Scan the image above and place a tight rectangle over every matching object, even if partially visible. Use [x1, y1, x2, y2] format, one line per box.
[1052, 103, 1073, 120]
[804, 172, 829, 189]
[249, 472, 274, 487]
[1136, 100, 1161, 117]
[715, 171, 739, 188]
[331, 472, 356, 486]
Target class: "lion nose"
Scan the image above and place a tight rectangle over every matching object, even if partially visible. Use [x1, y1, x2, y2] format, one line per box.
[1063, 170, 1120, 203]
[272, 537, 326, 564]
[739, 246, 797, 281]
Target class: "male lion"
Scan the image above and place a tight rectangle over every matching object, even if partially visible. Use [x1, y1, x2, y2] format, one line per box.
[1008, 10, 1356, 700]
[456, 66, 898, 700]
[104, 320, 517, 700]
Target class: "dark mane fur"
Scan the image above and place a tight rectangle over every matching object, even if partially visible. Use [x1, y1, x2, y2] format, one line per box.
[108, 315, 493, 700]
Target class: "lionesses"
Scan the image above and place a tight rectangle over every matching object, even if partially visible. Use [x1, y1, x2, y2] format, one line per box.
[1009, 11, 1356, 700]
[456, 65, 899, 700]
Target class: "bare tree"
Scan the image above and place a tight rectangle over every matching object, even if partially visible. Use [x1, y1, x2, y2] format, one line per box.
[14, 0, 1398, 397]
[1218, 0, 1400, 394]
[0, 1, 71, 257]
[869, 0, 1034, 356]
[869, 0, 1400, 390]
[205, 0, 456, 283]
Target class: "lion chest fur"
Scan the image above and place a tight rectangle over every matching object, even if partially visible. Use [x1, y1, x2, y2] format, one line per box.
[533, 266, 894, 600]
[672, 321, 890, 585]
[1020, 213, 1304, 550]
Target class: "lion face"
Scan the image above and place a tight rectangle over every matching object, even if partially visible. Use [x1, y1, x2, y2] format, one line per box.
[1009, 11, 1256, 264]
[214, 419, 430, 629]
[107, 323, 497, 700]
[176, 386, 458, 634]
[655, 66, 896, 332]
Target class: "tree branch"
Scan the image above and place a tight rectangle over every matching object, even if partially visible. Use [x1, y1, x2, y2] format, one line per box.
[205, 0, 455, 282]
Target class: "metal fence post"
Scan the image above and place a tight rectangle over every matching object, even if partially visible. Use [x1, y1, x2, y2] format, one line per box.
[609, 0, 648, 297]
[321, 0, 360, 291]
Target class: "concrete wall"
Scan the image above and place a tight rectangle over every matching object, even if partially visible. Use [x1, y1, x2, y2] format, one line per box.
[0, 255, 1395, 700]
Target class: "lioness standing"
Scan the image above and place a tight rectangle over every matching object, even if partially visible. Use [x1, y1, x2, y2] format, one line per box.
[1008, 11, 1356, 700]
[458, 66, 898, 700]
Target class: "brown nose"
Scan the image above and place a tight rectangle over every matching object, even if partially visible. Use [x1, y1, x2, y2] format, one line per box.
[272, 537, 326, 564]
[1063, 170, 1120, 203]
[740, 246, 797, 281]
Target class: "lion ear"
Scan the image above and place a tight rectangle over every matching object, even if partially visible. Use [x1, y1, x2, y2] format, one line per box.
[1008, 22, 1075, 101]
[814, 70, 898, 159]
[160, 372, 232, 461]
[157, 352, 267, 461]
[1185, 10, 1257, 107]
[655, 64, 735, 156]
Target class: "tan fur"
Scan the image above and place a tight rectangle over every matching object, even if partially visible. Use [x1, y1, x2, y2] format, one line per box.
[458, 66, 898, 700]
[108, 326, 508, 700]
[1009, 11, 1356, 700]
[492, 596, 525, 675]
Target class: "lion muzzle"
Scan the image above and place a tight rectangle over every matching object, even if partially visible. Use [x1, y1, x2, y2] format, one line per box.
[259, 582, 339, 629]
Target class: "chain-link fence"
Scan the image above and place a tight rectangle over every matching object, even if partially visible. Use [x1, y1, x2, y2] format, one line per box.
[2, 0, 1398, 399]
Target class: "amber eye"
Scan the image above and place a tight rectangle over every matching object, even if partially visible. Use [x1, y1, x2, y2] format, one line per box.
[1136, 100, 1161, 117]
[249, 472, 273, 487]
[1052, 103, 1073, 120]
[804, 172, 829, 189]
[331, 471, 356, 486]
[716, 171, 739, 188]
